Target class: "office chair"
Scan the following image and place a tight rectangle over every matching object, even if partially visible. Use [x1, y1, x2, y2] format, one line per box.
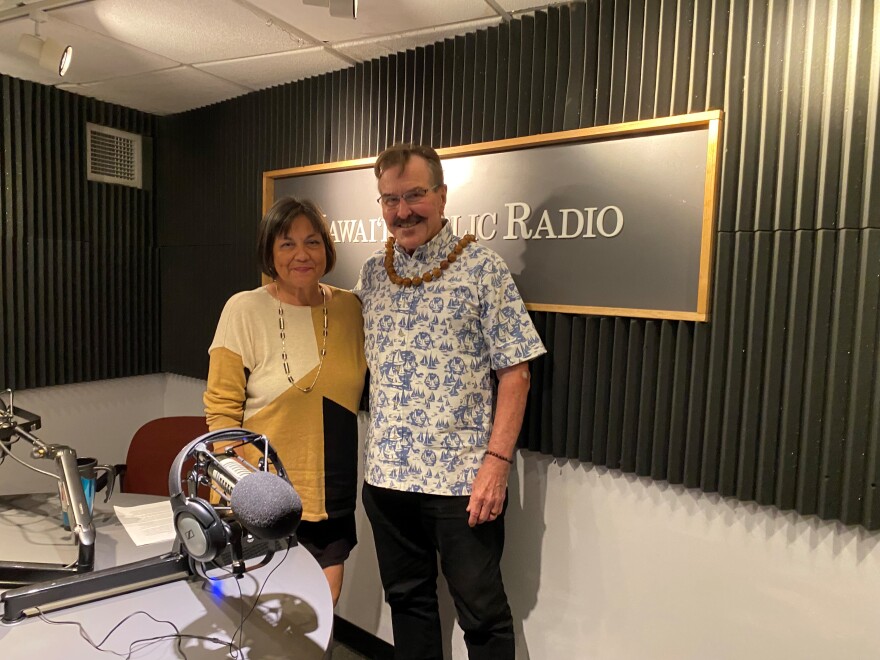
[118, 417, 209, 496]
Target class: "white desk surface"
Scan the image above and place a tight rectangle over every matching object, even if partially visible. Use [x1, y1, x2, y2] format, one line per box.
[0, 492, 333, 659]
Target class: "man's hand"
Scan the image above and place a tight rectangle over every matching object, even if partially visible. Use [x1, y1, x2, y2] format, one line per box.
[466, 455, 510, 527]
[464, 362, 531, 527]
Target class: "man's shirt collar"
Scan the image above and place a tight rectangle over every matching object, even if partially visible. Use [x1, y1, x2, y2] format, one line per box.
[393, 220, 457, 263]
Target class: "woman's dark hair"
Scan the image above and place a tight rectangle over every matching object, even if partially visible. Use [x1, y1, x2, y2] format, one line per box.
[257, 196, 336, 278]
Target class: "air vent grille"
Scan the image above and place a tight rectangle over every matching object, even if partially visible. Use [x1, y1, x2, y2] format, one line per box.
[87, 123, 143, 188]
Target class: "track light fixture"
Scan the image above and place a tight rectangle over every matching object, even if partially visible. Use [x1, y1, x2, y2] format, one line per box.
[17, 11, 72, 77]
[329, 0, 357, 18]
[302, 0, 358, 19]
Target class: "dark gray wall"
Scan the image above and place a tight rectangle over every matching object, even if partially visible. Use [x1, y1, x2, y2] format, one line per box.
[159, 1, 880, 528]
[1, 74, 160, 391]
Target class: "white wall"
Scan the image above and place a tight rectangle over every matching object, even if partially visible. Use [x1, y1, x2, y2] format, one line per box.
[0, 374, 206, 495]
[503, 458, 880, 660]
[5, 377, 880, 659]
[341, 433, 880, 660]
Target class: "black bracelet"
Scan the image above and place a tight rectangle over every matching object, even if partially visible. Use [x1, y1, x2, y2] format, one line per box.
[485, 449, 514, 464]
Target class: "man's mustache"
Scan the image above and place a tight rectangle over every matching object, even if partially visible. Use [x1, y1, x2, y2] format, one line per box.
[392, 215, 425, 227]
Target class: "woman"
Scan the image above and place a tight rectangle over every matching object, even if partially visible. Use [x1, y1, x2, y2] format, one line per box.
[204, 196, 366, 605]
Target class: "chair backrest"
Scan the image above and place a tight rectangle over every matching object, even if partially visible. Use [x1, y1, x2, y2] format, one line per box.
[123, 416, 209, 496]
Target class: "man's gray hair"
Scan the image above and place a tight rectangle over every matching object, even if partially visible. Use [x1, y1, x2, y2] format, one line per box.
[374, 143, 445, 187]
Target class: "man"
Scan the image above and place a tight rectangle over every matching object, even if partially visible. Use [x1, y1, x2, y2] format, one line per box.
[355, 143, 546, 659]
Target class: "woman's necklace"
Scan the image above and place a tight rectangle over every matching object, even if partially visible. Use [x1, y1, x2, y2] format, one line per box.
[276, 283, 327, 393]
[384, 234, 476, 287]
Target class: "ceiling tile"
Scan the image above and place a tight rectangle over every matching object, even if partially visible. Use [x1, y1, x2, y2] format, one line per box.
[0, 0, 573, 116]
[0, 14, 178, 85]
[50, 0, 310, 64]
[58, 66, 251, 115]
[250, 0, 496, 43]
[196, 46, 351, 90]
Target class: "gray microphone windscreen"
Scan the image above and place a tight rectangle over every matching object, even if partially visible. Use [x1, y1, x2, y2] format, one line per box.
[231, 471, 302, 540]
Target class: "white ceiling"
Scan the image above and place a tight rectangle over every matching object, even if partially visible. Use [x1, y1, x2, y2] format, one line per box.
[0, 0, 570, 116]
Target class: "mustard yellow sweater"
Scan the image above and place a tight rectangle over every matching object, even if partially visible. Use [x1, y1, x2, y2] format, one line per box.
[204, 285, 366, 521]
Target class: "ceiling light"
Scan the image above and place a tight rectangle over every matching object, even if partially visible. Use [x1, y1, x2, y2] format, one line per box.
[17, 11, 72, 77]
[329, 0, 357, 18]
[302, 0, 357, 19]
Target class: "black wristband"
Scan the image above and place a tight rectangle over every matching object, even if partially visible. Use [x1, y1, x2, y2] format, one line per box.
[485, 449, 514, 464]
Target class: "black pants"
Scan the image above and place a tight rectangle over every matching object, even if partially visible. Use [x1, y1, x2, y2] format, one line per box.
[362, 483, 514, 660]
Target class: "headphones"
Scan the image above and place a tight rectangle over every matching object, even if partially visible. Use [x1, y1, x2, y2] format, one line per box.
[168, 428, 287, 564]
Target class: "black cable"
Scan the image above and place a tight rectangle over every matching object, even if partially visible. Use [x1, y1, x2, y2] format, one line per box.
[204, 541, 293, 658]
[35, 606, 241, 659]
[201, 554, 248, 659]
[123, 631, 234, 659]
[227, 543, 292, 658]
[92, 610, 187, 659]
[0, 435, 11, 465]
[229, 564, 246, 660]
[32, 540, 294, 658]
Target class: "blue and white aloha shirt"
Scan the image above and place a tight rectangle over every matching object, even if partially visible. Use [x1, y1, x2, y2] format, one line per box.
[354, 221, 546, 495]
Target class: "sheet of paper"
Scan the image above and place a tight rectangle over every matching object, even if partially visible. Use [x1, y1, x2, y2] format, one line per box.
[113, 500, 177, 546]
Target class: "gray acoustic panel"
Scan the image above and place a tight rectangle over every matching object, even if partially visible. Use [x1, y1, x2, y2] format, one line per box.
[0, 74, 159, 391]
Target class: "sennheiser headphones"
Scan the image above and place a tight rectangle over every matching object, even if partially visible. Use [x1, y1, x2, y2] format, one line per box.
[168, 428, 282, 563]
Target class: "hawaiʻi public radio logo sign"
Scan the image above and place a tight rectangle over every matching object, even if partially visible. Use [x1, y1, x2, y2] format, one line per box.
[265, 111, 721, 321]
[327, 203, 624, 245]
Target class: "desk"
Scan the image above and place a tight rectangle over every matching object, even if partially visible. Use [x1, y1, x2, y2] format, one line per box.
[0, 493, 333, 659]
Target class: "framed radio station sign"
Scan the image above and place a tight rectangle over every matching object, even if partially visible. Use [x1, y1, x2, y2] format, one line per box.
[263, 110, 723, 322]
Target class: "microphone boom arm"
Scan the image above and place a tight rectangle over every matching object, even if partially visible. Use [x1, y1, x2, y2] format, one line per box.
[0, 397, 96, 586]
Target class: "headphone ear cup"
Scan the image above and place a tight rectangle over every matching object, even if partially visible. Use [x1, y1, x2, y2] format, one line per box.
[172, 497, 228, 562]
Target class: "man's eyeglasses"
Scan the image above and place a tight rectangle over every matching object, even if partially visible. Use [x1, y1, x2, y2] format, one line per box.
[377, 184, 441, 208]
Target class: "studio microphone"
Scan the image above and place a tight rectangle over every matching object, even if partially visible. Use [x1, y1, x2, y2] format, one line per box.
[169, 429, 303, 571]
[207, 455, 303, 541]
